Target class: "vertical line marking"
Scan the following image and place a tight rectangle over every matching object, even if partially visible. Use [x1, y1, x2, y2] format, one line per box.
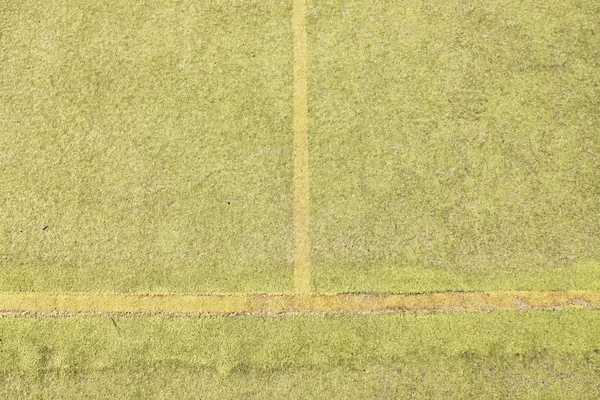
[293, 0, 311, 293]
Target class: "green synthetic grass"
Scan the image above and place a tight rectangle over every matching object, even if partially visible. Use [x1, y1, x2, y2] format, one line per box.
[2, 1, 600, 397]
[2, 1, 599, 294]
[309, 0, 600, 293]
[0, 0, 294, 293]
[1, 311, 600, 399]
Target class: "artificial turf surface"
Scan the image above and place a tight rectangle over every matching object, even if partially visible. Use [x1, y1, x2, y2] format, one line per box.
[1, 0, 600, 398]
[1, 0, 599, 295]
[309, 0, 600, 293]
[1, 311, 600, 399]
[0, 0, 294, 293]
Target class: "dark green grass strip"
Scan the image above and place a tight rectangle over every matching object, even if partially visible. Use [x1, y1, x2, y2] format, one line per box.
[1, 311, 599, 398]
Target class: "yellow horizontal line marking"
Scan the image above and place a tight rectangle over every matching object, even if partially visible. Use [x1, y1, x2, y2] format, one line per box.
[0, 291, 598, 316]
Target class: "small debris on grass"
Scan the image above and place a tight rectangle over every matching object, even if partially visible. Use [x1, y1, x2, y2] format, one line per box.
[109, 316, 121, 333]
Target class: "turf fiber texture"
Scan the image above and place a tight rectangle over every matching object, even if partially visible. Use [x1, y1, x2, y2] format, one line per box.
[2, 311, 600, 399]
[1, 0, 294, 293]
[309, 0, 600, 292]
[1, 0, 600, 398]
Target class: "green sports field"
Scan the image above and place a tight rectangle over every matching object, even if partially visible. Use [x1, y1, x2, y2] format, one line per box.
[1, 0, 600, 398]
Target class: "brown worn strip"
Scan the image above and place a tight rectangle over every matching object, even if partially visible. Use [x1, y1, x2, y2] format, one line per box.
[0, 291, 598, 317]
